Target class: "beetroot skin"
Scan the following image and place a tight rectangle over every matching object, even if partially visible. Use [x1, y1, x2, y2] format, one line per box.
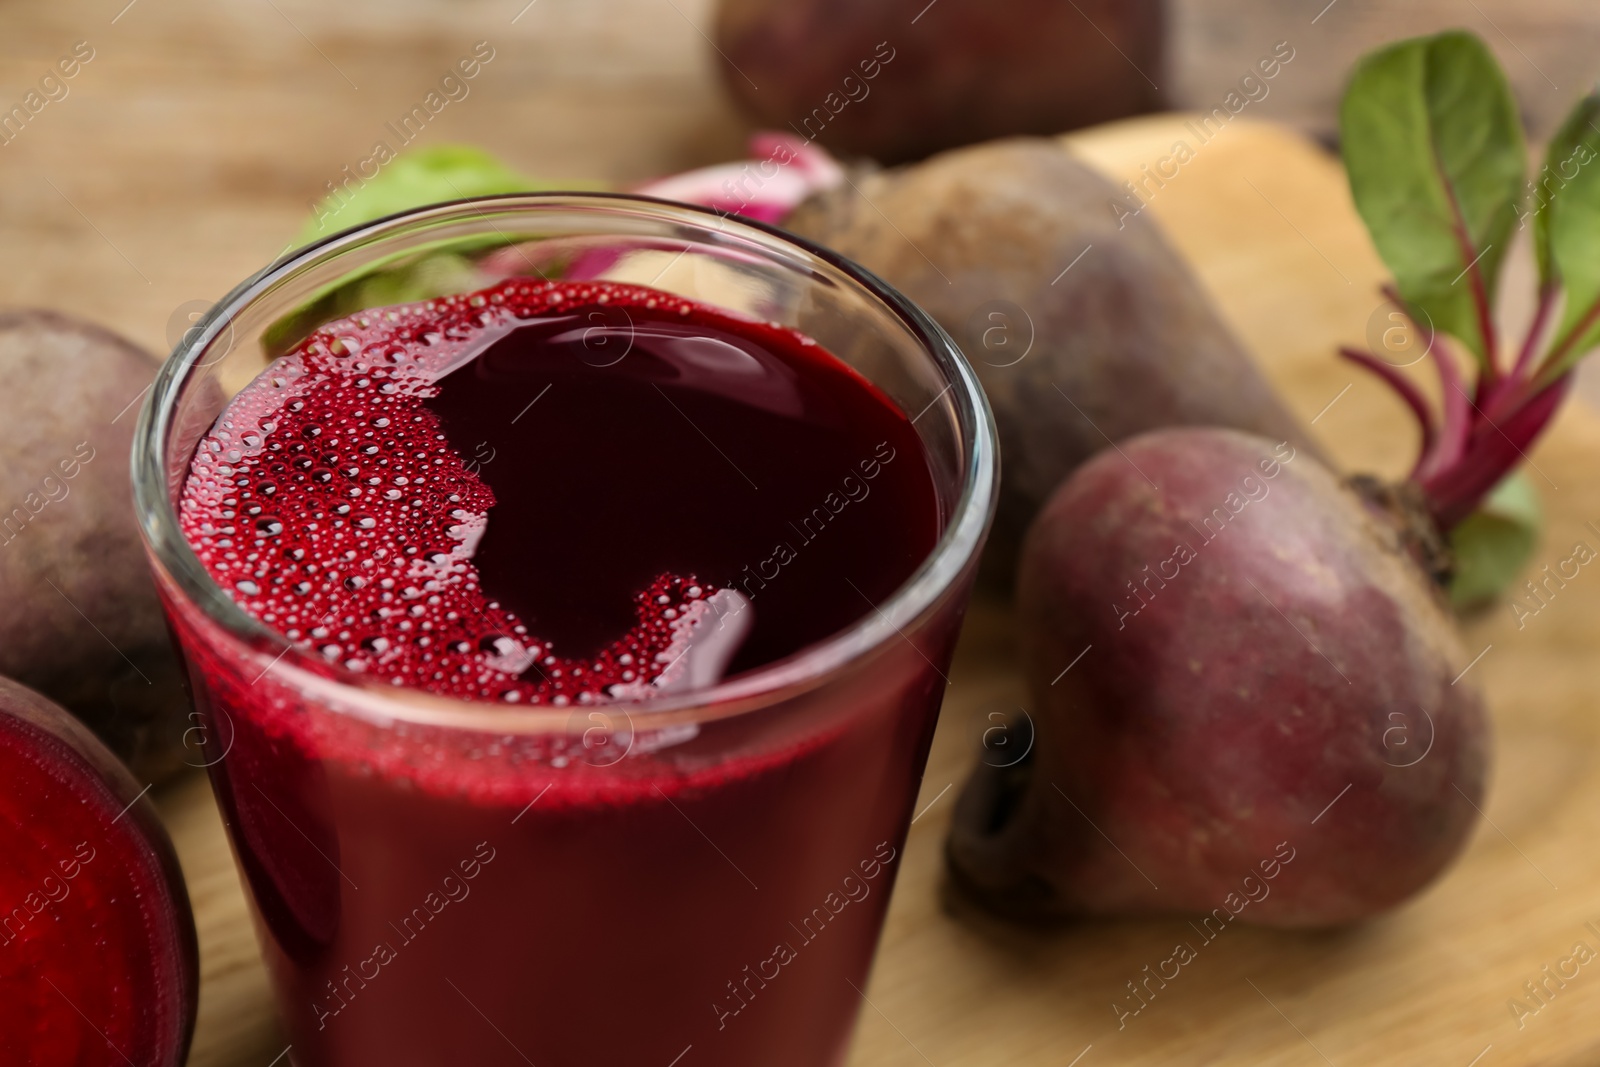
[785, 140, 1322, 584]
[0, 675, 197, 1064]
[949, 429, 1488, 925]
[713, 0, 1164, 163]
[0, 311, 190, 783]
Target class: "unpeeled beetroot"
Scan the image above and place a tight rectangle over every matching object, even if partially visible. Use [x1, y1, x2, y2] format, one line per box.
[943, 30, 1600, 930]
[0, 311, 190, 782]
[0, 675, 197, 1064]
[949, 429, 1488, 925]
[784, 140, 1322, 581]
[713, 0, 1164, 163]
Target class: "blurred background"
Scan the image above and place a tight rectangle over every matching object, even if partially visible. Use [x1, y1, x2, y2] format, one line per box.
[6, 3, 1600, 1065]
[2, 0, 1596, 359]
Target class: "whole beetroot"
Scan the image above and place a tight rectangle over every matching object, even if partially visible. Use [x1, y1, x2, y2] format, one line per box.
[784, 139, 1323, 580]
[0, 311, 189, 782]
[948, 429, 1488, 924]
[713, 0, 1164, 163]
[951, 33, 1600, 926]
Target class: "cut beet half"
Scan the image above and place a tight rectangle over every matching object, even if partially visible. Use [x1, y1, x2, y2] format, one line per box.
[0, 675, 198, 1066]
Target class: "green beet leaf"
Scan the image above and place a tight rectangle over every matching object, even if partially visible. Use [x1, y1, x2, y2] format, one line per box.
[1537, 92, 1600, 375]
[1448, 471, 1542, 610]
[1531, 91, 1600, 285]
[1339, 31, 1525, 368]
[295, 144, 543, 247]
[269, 144, 608, 356]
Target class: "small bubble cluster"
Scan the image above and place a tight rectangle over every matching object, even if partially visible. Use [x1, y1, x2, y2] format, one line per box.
[179, 278, 720, 706]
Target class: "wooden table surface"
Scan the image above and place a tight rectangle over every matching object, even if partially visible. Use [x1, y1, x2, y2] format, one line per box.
[3, 2, 1599, 1065]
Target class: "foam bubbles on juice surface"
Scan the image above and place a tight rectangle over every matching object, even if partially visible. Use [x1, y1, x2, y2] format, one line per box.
[179, 280, 734, 707]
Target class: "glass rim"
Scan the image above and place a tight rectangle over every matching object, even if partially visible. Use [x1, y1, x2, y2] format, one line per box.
[132, 191, 998, 734]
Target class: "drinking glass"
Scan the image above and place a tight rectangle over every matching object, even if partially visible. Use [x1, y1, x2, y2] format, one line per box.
[134, 194, 997, 1067]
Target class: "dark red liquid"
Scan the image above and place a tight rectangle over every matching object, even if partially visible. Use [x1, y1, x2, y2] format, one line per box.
[172, 279, 962, 1067]
[425, 300, 933, 672]
[180, 279, 936, 704]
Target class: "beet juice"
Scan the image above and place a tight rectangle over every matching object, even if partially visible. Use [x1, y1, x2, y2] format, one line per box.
[169, 277, 966, 1066]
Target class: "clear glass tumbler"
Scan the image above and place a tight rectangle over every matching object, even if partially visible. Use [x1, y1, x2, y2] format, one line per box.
[134, 194, 997, 1067]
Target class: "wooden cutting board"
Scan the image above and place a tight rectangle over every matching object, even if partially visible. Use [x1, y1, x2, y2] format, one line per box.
[149, 113, 1600, 1067]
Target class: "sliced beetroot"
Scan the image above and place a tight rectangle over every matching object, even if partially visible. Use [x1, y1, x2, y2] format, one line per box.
[0, 675, 196, 1066]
